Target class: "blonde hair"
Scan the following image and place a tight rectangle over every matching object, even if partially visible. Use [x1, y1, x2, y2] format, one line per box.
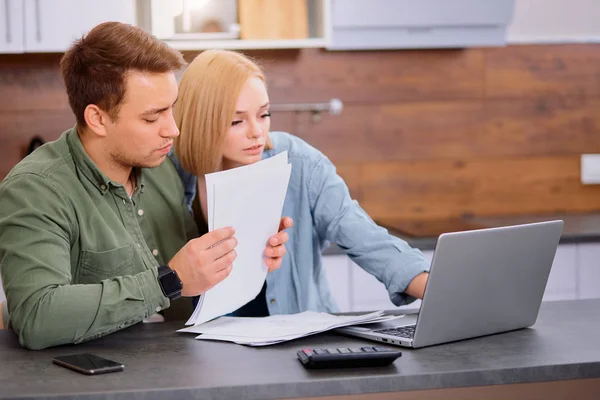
[174, 49, 272, 177]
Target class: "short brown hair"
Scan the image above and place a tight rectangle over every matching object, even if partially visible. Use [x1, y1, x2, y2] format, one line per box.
[60, 22, 186, 127]
[174, 50, 272, 177]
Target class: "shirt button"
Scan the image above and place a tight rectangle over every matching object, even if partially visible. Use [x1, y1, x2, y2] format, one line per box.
[138, 209, 144, 216]
[269, 299, 276, 305]
[155, 306, 162, 312]
[152, 249, 159, 256]
[100, 184, 106, 191]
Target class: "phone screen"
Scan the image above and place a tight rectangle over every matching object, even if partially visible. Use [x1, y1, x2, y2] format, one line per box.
[53, 353, 124, 375]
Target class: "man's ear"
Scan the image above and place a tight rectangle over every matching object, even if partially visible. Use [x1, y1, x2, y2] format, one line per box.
[84, 104, 110, 138]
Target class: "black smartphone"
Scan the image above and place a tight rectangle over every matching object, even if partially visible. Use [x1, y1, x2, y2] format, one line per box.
[52, 353, 124, 375]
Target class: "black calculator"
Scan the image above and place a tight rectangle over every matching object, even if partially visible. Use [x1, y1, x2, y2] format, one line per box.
[296, 346, 402, 369]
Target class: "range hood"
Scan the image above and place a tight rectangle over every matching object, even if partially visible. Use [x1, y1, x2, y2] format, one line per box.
[328, 0, 516, 50]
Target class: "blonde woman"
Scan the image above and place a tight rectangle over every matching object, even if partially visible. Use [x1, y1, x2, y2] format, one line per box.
[170, 50, 430, 317]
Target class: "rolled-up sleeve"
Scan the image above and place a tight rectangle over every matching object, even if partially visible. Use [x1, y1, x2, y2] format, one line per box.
[309, 156, 430, 306]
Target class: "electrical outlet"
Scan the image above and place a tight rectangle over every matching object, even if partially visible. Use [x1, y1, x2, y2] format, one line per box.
[581, 154, 600, 185]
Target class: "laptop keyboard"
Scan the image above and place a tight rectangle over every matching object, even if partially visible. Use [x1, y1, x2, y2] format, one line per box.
[373, 325, 416, 339]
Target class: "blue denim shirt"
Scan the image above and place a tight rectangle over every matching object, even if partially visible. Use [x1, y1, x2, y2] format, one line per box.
[170, 132, 430, 314]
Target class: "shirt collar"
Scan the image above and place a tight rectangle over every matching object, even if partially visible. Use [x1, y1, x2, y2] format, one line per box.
[66, 126, 144, 195]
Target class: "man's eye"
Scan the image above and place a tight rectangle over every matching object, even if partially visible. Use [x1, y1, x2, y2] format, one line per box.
[231, 120, 243, 126]
[144, 119, 158, 124]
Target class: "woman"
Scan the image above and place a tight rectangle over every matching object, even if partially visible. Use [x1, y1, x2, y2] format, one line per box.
[171, 50, 429, 317]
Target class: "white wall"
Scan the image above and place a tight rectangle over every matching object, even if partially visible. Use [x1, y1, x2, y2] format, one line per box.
[508, 0, 600, 43]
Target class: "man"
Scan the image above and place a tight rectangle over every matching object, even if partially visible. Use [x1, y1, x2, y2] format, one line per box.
[0, 22, 290, 350]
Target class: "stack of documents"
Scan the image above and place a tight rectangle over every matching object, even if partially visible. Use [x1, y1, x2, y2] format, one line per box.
[178, 311, 404, 346]
[186, 152, 292, 327]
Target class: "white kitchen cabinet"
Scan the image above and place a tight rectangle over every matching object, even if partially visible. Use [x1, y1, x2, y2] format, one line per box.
[2, 0, 135, 53]
[321, 254, 351, 312]
[0, 0, 24, 52]
[578, 243, 600, 299]
[543, 244, 578, 301]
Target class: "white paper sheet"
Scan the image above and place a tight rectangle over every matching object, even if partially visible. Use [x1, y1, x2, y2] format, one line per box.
[178, 311, 406, 346]
[185, 152, 291, 326]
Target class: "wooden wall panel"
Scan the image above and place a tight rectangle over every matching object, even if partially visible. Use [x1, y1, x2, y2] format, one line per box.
[0, 54, 68, 111]
[0, 111, 74, 177]
[360, 156, 600, 220]
[291, 102, 484, 163]
[240, 48, 485, 104]
[285, 96, 600, 164]
[3, 44, 600, 221]
[484, 44, 600, 99]
[483, 96, 600, 156]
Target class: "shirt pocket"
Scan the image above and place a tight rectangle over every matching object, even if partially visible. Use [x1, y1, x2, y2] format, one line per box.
[78, 245, 135, 284]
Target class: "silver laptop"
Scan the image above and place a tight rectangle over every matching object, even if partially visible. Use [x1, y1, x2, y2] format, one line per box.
[336, 220, 563, 348]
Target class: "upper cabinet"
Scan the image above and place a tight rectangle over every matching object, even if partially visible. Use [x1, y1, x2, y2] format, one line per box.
[137, 0, 329, 50]
[327, 0, 516, 50]
[0, 0, 24, 53]
[1, 0, 135, 53]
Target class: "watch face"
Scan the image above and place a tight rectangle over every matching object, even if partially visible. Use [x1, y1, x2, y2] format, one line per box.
[161, 270, 182, 293]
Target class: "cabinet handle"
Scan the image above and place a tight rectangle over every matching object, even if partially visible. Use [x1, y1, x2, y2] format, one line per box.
[34, 0, 41, 42]
[4, 0, 10, 43]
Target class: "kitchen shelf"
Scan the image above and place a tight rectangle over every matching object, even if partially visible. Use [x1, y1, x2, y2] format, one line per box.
[165, 37, 328, 51]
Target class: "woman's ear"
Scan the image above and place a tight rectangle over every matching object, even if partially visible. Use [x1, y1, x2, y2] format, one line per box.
[83, 104, 109, 138]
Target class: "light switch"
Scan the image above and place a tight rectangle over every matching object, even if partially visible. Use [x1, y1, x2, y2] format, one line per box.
[581, 154, 600, 185]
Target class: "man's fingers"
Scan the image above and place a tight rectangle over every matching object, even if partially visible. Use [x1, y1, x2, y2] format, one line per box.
[212, 263, 233, 286]
[195, 227, 235, 249]
[207, 237, 237, 261]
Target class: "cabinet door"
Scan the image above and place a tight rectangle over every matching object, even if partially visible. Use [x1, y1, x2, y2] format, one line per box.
[322, 255, 351, 312]
[578, 243, 600, 299]
[0, 0, 24, 53]
[543, 244, 577, 301]
[23, 0, 135, 52]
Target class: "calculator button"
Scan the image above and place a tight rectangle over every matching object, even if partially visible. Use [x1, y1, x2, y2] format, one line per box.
[349, 348, 363, 353]
[373, 347, 391, 352]
[302, 349, 313, 355]
[326, 349, 339, 354]
[361, 347, 376, 352]
[314, 349, 328, 355]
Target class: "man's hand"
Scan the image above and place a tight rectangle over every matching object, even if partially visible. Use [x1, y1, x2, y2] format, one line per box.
[168, 227, 237, 297]
[265, 217, 293, 272]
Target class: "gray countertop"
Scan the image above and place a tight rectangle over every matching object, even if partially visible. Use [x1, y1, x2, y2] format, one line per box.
[1, 299, 600, 400]
[325, 212, 600, 254]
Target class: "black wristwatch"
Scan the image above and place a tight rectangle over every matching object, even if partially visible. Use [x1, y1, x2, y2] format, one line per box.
[157, 265, 182, 301]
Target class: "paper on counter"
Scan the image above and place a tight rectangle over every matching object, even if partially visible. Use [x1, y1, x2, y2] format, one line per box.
[178, 311, 406, 346]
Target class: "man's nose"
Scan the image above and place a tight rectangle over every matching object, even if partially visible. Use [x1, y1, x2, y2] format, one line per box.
[163, 111, 180, 138]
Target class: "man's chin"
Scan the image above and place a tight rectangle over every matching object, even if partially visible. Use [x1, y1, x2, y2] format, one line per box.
[135, 155, 168, 169]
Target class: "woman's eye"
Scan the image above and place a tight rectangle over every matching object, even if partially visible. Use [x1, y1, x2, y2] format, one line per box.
[231, 120, 243, 126]
[261, 112, 271, 119]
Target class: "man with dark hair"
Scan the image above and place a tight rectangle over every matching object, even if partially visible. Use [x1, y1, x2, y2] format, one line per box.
[0, 22, 290, 350]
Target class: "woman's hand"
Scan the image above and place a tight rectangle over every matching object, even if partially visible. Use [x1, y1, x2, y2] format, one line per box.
[265, 217, 294, 272]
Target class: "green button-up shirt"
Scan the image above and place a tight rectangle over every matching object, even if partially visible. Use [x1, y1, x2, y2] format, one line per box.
[0, 128, 198, 349]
